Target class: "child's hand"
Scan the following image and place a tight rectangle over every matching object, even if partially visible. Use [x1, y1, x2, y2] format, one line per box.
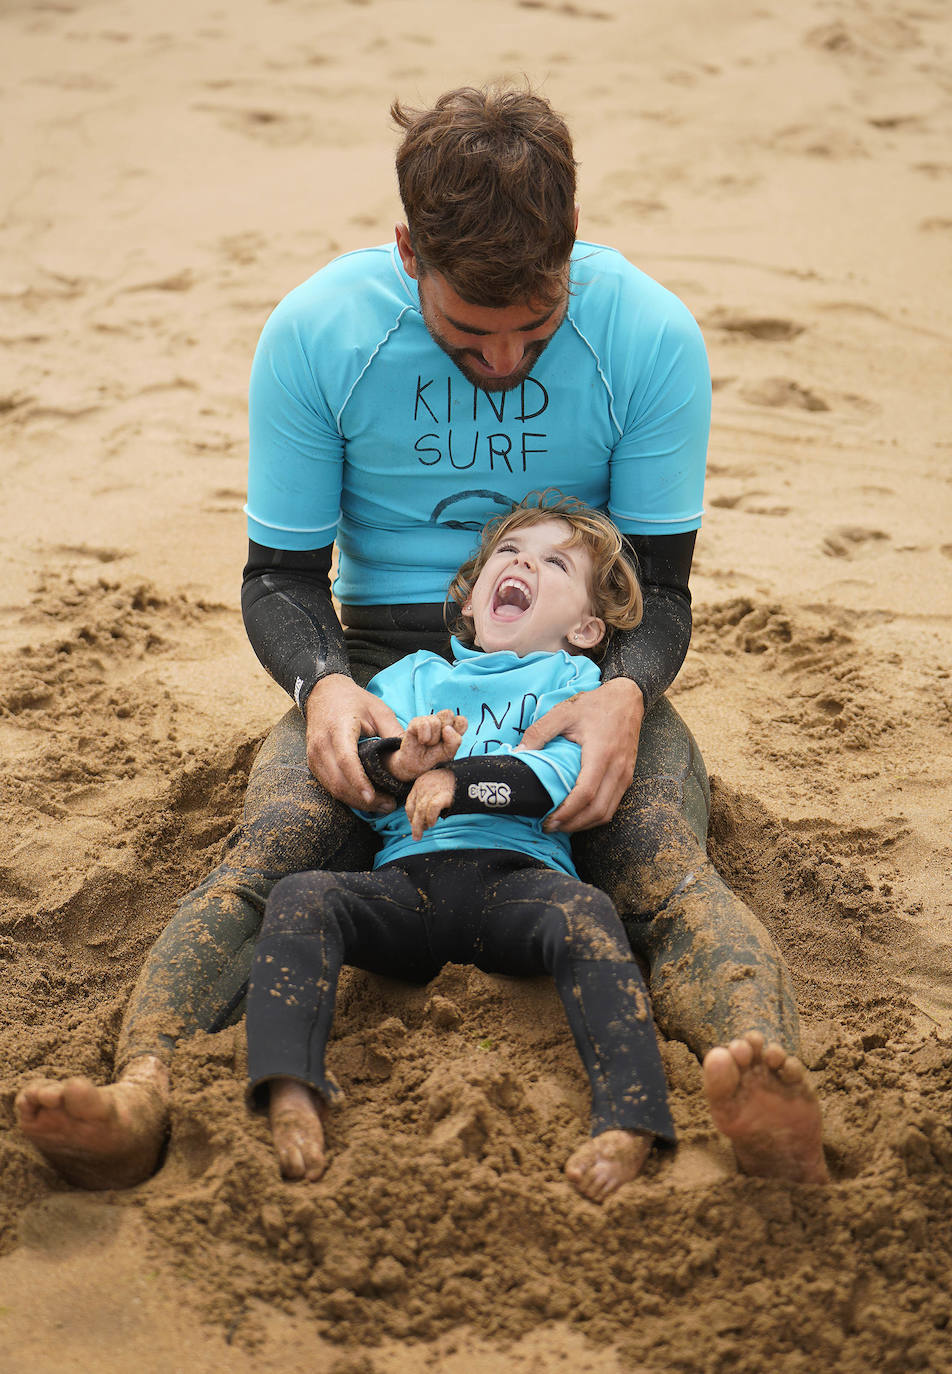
[405, 769, 457, 841]
[388, 710, 467, 783]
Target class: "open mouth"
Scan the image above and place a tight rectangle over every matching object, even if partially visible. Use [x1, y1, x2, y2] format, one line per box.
[492, 577, 532, 621]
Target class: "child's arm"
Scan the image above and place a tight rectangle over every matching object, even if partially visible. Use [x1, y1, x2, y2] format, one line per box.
[357, 710, 467, 800]
[404, 754, 556, 841]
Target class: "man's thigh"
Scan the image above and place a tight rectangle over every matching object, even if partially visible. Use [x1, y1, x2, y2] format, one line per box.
[572, 696, 710, 919]
[234, 707, 377, 876]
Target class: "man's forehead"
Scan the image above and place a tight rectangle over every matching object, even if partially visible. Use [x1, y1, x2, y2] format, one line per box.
[425, 271, 566, 332]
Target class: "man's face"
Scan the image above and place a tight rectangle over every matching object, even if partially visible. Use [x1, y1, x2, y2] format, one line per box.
[415, 267, 568, 394]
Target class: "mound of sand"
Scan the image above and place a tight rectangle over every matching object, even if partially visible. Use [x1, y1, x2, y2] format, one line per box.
[2, 0, 950, 1370]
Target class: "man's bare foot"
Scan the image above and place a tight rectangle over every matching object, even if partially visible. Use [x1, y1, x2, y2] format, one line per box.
[14, 1056, 170, 1190]
[703, 1030, 829, 1184]
[564, 1129, 653, 1203]
[269, 1078, 326, 1181]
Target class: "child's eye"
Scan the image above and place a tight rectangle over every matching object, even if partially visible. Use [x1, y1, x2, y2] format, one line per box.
[497, 543, 517, 554]
[547, 555, 568, 570]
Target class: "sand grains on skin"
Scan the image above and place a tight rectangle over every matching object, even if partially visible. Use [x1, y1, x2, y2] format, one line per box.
[564, 1128, 654, 1203]
[268, 1079, 328, 1182]
[14, 1060, 170, 1192]
[703, 1030, 829, 1184]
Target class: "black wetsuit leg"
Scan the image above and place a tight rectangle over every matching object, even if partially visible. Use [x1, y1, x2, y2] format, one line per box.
[116, 628, 450, 1068]
[573, 696, 801, 1058]
[428, 850, 675, 1141]
[246, 865, 438, 1103]
[246, 850, 674, 1143]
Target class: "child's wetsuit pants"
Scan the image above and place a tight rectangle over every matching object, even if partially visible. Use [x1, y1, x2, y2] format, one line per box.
[246, 847, 676, 1143]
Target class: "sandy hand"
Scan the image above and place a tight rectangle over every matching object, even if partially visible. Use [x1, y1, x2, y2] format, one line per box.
[703, 1030, 828, 1184]
[565, 1129, 653, 1203]
[388, 711, 467, 783]
[14, 1058, 169, 1191]
[405, 768, 457, 840]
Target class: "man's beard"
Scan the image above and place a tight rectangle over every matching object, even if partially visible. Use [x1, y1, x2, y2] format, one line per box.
[420, 299, 557, 394]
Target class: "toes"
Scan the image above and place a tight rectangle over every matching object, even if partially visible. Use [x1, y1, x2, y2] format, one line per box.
[278, 1143, 307, 1180]
[763, 1040, 787, 1072]
[776, 1054, 807, 1087]
[61, 1079, 113, 1122]
[703, 1045, 741, 1101]
[727, 1036, 756, 1069]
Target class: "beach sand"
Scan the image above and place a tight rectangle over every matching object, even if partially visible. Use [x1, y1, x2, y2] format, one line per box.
[2, 0, 951, 1369]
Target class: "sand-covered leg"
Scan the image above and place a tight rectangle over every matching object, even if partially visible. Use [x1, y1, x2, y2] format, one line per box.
[268, 1078, 327, 1181]
[14, 1056, 169, 1190]
[703, 1030, 828, 1184]
[565, 1129, 653, 1203]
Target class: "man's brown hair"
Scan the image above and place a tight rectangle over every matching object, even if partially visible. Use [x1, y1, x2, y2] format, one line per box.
[446, 491, 642, 660]
[391, 84, 577, 308]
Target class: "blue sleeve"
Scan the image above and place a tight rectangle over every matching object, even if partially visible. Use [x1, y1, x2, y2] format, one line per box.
[567, 248, 709, 537]
[496, 659, 599, 810]
[245, 285, 345, 550]
[610, 298, 709, 536]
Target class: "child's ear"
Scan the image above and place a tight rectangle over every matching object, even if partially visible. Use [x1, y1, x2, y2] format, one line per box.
[569, 615, 605, 651]
[462, 596, 473, 616]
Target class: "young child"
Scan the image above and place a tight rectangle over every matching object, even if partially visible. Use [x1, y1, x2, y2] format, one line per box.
[246, 493, 676, 1203]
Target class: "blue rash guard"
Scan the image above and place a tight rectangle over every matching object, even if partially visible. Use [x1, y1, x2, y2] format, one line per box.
[245, 240, 709, 606]
[356, 639, 601, 877]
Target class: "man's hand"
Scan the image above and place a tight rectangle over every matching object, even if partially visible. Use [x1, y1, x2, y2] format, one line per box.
[388, 710, 468, 783]
[517, 678, 645, 832]
[404, 769, 457, 841]
[304, 674, 403, 810]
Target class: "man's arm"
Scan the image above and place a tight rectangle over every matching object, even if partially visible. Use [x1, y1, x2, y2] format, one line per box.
[242, 540, 402, 807]
[600, 530, 695, 709]
[241, 541, 350, 709]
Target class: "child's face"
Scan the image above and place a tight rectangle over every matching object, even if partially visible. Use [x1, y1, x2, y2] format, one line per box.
[462, 517, 606, 657]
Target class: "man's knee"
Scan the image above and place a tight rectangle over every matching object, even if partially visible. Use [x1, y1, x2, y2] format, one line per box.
[575, 784, 705, 919]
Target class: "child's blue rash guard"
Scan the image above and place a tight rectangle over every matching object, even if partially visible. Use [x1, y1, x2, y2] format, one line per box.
[355, 639, 601, 877]
[245, 241, 709, 605]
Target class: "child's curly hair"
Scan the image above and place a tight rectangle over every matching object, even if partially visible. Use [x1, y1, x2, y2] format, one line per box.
[445, 491, 642, 660]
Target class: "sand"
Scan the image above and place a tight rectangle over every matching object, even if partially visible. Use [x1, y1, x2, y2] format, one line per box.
[2, 0, 951, 1369]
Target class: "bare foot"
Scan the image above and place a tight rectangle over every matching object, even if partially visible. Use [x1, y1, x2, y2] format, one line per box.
[703, 1030, 829, 1184]
[269, 1079, 327, 1181]
[564, 1129, 653, 1203]
[14, 1057, 169, 1190]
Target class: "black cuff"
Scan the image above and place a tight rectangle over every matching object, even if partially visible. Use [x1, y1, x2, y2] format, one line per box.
[357, 737, 412, 802]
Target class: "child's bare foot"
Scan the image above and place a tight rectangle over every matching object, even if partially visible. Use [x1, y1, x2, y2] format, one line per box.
[703, 1030, 828, 1184]
[14, 1057, 169, 1190]
[565, 1129, 653, 1203]
[269, 1079, 327, 1181]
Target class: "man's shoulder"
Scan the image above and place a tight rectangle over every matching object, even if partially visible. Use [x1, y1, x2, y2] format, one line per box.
[569, 239, 702, 336]
[266, 244, 413, 333]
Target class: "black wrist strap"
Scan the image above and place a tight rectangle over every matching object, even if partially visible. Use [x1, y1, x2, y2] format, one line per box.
[357, 737, 412, 801]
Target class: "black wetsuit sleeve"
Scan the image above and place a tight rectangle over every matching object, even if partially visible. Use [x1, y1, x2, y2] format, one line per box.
[356, 740, 554, 817]
[440, 754, 554, 817]
[600, 531, 696, 711]
[241, 541, 351, 713]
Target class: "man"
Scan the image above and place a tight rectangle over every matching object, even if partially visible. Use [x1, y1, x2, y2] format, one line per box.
[16, 85, 827, 1188]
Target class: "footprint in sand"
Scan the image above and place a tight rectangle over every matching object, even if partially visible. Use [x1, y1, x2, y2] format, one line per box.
[740, 377, 829, 412]
[516, 0, 613, 20]
[707, 311, 805, 342]
[821, 527, 890, 559]
[191, 103, 315, 147]
[708, 491, 790, 518]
